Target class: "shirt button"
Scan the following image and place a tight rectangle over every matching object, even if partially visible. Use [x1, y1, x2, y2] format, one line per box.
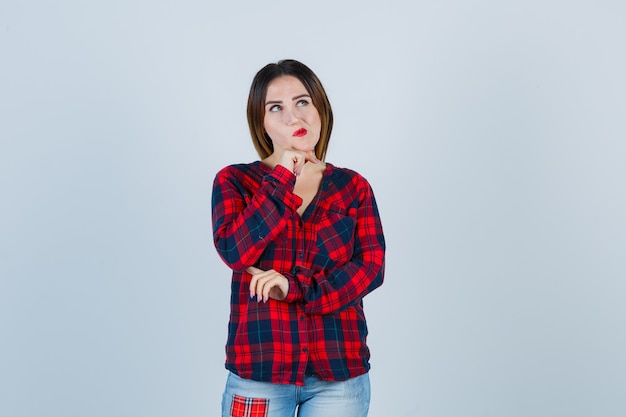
[300, 316, 305, 321]
[297, 253, 303, 258]
[303, 347, 308, 352]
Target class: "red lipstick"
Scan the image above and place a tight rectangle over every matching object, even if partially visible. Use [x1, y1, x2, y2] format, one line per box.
[293, 128, 307, 137]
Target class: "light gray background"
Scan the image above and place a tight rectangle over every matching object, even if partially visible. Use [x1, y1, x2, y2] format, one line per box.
[1, 1, 625, 416]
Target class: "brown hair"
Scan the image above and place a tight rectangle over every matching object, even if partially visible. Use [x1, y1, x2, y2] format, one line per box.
[247, 59, 334, 161]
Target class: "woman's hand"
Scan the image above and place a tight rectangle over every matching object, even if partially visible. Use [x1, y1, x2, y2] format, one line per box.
[247, 266, 289, 302]
[276, 150, 319, 176]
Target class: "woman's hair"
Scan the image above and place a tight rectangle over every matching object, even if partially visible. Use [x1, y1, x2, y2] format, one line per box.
[247, 59, 334, 161]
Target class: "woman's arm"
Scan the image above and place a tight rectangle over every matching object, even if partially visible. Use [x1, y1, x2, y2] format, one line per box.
[252, 178, 385, 315]
[212, 165, 302, 271]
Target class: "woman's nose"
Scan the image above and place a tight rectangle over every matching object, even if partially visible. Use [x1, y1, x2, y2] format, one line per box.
[283, 108, 299, 125]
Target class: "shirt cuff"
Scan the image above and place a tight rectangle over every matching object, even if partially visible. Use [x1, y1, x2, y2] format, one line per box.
[283, 266, 315, 303]
[282, 273, 302, 303]
[264, 165, 302, 210]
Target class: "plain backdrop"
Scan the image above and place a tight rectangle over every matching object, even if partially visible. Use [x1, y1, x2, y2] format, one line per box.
[1, 1, 625, 416]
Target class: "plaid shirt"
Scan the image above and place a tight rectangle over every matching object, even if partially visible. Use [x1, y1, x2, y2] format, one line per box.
[212, 161, 385, 386]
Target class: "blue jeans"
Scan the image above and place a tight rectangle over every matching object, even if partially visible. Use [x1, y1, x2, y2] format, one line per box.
[221, 371, 370, 417]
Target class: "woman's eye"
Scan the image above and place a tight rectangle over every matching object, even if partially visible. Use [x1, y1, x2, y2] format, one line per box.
[296, 100, 309, 107]
[269, 105, 281, 112]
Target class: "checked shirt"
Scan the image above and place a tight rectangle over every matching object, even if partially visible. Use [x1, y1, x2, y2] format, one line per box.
[212, 161, 385, 386]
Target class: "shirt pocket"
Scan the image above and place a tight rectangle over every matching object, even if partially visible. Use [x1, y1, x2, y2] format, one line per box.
[315, 203, 357, 266]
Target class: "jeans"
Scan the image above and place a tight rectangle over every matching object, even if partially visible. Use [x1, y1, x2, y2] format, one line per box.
[221, 371, 370, 417]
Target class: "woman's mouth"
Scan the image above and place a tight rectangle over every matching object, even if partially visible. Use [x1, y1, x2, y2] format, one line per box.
[292, 128, 307, 137]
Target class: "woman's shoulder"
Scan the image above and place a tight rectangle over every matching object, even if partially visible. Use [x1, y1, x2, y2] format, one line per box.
[213, 162, 269, 191]
[325, 162, 371, 187]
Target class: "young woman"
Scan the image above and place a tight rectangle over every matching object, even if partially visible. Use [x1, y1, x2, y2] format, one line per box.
[212, 59, 385, 417]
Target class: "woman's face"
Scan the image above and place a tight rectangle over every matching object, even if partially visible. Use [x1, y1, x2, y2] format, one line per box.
[263, 75, 321, 155]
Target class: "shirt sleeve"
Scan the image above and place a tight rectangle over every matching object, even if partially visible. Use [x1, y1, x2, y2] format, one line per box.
[282, 179, 385, 315]
[212, 164, 302, 272]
